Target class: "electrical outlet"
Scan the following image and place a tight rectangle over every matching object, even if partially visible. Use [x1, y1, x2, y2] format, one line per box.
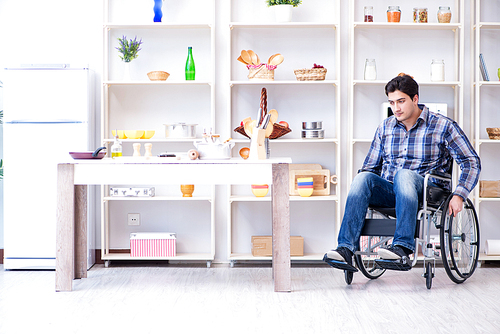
[128, 213, 140, 226]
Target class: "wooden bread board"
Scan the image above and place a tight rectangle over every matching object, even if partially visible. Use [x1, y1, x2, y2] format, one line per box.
[289, 168, 336, 196]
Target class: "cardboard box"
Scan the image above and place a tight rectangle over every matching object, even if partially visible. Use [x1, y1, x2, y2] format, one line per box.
[130, 232, 176, 257]
[251, 236, 304, 257]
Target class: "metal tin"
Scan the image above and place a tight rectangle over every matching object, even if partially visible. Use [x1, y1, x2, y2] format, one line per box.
[164, 123, 197, 138]
[302, 121, 323, 130]
[194, 141, 235, 160]
[301, 129, 324, 139]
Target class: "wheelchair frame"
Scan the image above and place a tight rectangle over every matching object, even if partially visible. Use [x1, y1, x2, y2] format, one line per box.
[343, 171, 480, 289]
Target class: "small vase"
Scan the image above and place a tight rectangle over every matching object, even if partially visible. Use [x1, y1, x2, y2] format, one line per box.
[274, 4, 293, 23]
[122, 62, 131, 81]
[180, 184, 195, 197]
[153, 0, 163, 22]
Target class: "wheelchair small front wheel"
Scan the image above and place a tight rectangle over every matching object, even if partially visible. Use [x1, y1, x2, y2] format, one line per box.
[425, 261, 433, 289]
[440, 196, 480, 284]
[344, 270, 354, 285]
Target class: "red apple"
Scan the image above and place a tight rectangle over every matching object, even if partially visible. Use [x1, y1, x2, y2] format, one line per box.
[278, 121, 289, 128]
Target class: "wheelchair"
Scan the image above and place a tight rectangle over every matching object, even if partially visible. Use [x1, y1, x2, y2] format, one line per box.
[326, 169, 480, 289]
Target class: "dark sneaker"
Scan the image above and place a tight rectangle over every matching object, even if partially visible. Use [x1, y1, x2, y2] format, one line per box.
[378, 245, 411, 260]
[326, 247, 353, 265]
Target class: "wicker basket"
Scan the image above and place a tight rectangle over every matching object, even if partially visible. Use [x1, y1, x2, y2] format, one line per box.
[147, 71, 170, 81]
[294, 68, 327, 81]
[248, 64, 275, 81]
[486, 127, 500, 140]
[234, 123, 291, 140]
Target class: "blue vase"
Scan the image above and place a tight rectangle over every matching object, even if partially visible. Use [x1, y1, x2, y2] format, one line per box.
[153, 0, 163, 22]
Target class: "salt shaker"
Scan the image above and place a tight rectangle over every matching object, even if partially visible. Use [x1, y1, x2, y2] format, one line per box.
[133, 143, 141, 157]
[364, 59, 377, 80]
[144, 143, 153, 157]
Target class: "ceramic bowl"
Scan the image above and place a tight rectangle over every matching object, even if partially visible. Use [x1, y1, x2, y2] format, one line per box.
[124, 130, 145, 139]
[297, 177, 314, 197]
[141, 130, 155, 139]
[297, 187, 314, 197]
[251, 184, 269, 197]
[180, 184, 195, 197]
[112, 130, 127, 139]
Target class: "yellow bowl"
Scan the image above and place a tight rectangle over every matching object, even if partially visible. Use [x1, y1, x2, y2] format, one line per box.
[251, 184, 269, 197]
[124, 130, 145, 139]
[298, 187, 314, 197]
[111, 130, 127, 139]
[141, 130, 155, 139]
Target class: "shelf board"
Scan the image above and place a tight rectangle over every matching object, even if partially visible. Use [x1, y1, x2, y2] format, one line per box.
[230, 80, 338, 86]
[229, 253, 325, 261]
[353, 22, 461, 30]
[104, 23, 212, 29]
[229, 22, 338, 29]
[231, 138, 338, 144]
[230, 195, 338, 202]
[352, 138, 372, 143]
[479, 254, 500, 261]
[104, 196, 212, 201]
[478, 139, 500, 145]
[477, 22, 500, 29]
[353, 80, 460, 86]
[478, 197, 500, 202]
[101, 252, 214, 261]
[101, 138, 199, 143]
[478, 81, 500, 86]
[103, 80, 212, 86]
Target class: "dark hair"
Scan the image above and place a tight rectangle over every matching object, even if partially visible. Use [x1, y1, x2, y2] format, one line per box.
[385, 73, 419, 100]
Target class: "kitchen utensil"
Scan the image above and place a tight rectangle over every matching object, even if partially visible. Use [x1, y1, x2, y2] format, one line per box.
[269, 109, 278, 124]
[257, 108, 263, 127]
[261, 114, 271, 129]
[256, 54, 261, 65]
[248, 50, 258, 65]
[269, 54, 284, 66]
[302, 121, 323, 130]
[241, 50, 252, 65]
[268, 54, 277, 65]
[69, 151, 106, 159]
[164, 123, 197, 138]
[249, 128, 266, 160]
[265, 122, 274, 138]
[92, 146, 107, 157]
[237, 56, 248, 65]
[301, 129, 324, 139]
[194, 140, 235, 160]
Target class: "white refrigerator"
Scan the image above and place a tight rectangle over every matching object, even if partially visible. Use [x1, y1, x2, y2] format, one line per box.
[3, 66, 95, 270]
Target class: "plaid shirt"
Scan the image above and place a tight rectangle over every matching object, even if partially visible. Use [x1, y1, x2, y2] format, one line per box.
[362, 106, 481, 200]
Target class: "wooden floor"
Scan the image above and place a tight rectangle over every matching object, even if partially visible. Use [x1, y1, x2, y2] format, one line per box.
[1, 262, 500, 334]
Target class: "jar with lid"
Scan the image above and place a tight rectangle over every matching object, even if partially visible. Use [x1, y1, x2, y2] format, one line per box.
[387, 6, 401, 22]
[413, 8, 428, 23]
[364, 59, 377, 81]
[364, 6, 373, 22]
[437, 6, 452, 23]
[430, 59, 445, 82]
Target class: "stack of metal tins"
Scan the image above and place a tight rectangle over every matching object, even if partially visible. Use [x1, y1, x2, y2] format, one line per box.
[301, 121, 324, 139]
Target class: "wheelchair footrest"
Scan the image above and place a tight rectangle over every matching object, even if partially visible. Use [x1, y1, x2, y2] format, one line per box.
[323, 254, 358, 272]
[375, 258, 412, 271]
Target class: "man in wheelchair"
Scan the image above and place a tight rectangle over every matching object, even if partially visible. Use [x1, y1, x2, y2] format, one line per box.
[325, 73, 481, 273]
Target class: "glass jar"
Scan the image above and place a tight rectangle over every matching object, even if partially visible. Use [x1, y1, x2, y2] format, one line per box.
[438, 6, 452, 23]
[413, 8, 428, 23]
[364, 6, 373, 22]
[364, 59, 377, 81]
[387, 6, 401, 22]
[431, 59, 445, 82]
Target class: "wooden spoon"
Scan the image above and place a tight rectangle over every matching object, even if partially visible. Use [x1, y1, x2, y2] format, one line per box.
[268, 109, 279, 124]
[237, 56, 248, 65]
[248, 50, 258, 65]
[269, 54, 284, 66]
[256, 54, 261, 65]
[268, 54, 277, 65]
[241, 50, 252, 65]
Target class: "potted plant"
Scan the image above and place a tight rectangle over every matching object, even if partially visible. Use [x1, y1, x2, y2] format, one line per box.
[266, 0, 302, 22]
[116, 35, 143, 81]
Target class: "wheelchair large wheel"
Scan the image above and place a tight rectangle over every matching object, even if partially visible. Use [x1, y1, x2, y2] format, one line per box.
[440, 195, 480, 284]
[355, 236, 390, 279]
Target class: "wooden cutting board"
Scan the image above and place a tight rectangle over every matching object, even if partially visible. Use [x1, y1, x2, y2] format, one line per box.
[288, 164, 335, 196]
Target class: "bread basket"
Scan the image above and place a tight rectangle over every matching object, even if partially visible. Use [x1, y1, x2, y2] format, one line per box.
[147, 71, 170, 81]
[486, 127, 500, 140]
[293, 68, 327, 81]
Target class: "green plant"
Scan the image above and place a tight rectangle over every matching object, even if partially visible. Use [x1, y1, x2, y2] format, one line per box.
[266, 0, 302, 7]
[0, 159, 3, 180]
[116, 36, 143, 63]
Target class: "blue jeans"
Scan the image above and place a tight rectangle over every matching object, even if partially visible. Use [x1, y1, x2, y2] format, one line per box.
[337, 170, 425, 254]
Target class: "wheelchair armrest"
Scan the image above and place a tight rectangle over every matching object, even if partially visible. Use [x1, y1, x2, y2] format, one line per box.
[428, 169, 451, 180]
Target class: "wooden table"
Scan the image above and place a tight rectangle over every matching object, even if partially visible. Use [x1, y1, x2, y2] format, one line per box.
[56, 158, 291, 292]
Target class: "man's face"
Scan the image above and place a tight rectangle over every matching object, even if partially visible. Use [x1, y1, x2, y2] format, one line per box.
[387, 90, 420, 128]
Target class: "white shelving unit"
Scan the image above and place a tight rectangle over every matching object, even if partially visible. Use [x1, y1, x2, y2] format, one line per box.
[472, 0, 500, 260]
[347, 0, 465, 187]
[226, 0, 341, 264]
[100, 0, 216, 266]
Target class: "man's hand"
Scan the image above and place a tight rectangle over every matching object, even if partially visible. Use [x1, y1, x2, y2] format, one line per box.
[448, 195, 464, 217]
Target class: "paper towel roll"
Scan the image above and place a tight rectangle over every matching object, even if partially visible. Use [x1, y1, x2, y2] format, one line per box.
[485, 240, 500, 255]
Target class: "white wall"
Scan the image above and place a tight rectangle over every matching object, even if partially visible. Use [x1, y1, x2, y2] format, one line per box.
[0, 0, 477, 259]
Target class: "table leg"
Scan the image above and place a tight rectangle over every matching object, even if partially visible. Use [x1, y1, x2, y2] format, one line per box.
[272, 163, 291, 292]
[56, 164, 75, 292]
[75, 185, 88, 279]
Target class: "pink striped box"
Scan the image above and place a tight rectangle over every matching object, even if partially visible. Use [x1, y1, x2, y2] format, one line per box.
[130, 232, 176, 257]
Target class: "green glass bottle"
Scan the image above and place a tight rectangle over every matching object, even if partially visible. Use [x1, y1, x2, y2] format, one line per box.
[185, 46, 195, 80]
